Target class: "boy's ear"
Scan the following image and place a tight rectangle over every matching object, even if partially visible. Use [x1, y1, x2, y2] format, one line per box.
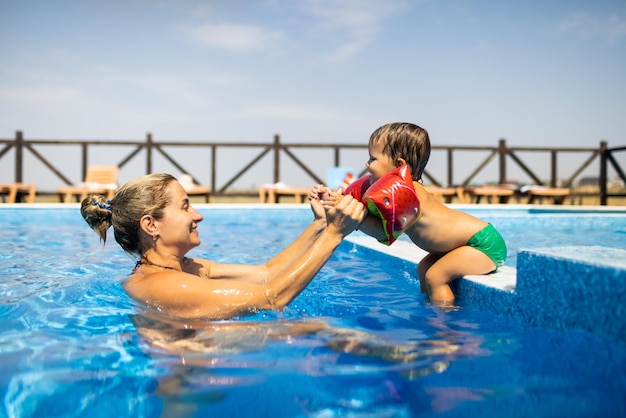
[395, 157, 407, 167]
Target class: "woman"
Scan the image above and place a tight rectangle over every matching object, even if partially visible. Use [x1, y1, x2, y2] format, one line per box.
[81, 173, 366, 320]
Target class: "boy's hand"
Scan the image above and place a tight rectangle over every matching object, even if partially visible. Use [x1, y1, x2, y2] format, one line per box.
[315, 185, 342, 208]
[309, 184, 329, 222]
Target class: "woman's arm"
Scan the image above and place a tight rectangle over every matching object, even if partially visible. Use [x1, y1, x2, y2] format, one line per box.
[209, 189, 350, 285]
[254, 195, 365, 307]
[264, 214, 326, 282]
[319, 184, 388, 242]
[205, 192, 327, 284]
[204, 216, 324, 285]
[211, 194, 365, 288]
[125, 195, 366, 319]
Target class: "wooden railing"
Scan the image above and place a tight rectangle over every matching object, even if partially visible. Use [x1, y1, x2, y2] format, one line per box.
[600, 145, 626, 205]
[1, 131, 625, 204]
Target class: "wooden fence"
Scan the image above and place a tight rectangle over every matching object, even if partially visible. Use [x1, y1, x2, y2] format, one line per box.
[1, 131, 625, 204]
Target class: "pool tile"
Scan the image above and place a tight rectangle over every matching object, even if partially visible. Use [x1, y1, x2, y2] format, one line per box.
[347, 232, 626, 345]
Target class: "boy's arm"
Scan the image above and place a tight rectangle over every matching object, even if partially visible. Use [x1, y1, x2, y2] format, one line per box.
[354, 213, 389, 242]
[317, 185, 388, 241]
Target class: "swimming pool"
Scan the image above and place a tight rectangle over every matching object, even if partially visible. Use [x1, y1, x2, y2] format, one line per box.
[1, 205, 625, 417]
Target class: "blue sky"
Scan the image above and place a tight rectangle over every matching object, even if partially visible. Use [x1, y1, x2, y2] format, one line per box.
[1, 0, 625, 188]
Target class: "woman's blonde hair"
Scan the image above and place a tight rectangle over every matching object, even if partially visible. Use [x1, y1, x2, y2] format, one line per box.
[81, 173, 176, 256]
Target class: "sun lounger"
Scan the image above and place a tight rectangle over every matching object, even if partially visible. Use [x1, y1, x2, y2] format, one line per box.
[57, 165, 119, 203]
[0, 183, 37, 203]
[259, 183, 311, 203]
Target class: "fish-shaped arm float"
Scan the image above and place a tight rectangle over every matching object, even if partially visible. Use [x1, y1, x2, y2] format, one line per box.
[344, 165, 421, 245]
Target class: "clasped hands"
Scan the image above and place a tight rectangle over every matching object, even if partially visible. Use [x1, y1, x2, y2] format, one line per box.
[309, 185, 364, 237]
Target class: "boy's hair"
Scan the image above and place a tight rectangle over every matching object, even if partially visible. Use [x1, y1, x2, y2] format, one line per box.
[369, 122, 431, 181]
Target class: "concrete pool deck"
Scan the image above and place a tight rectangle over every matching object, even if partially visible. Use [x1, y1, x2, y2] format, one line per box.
[346, 232, 626, 346]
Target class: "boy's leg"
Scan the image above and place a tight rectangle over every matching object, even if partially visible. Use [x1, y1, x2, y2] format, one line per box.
[417, 252, 439, 295]
[422, 246, 496, 304]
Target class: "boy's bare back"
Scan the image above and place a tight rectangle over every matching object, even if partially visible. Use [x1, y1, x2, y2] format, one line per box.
[403, 181, 489, 254]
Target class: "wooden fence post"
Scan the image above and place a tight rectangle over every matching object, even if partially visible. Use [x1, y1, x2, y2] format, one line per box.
[498, 138, 506, 184]
[211, 145, 217, 193]
[273, 134, 280, 183]
[81, 143, 88, 180]
[146, 133, 153, 174]
[600, 140, 608, 205]
[446, 148, 453, 186]
[550, 150, 558, 187]
[15, 131, 23, 183]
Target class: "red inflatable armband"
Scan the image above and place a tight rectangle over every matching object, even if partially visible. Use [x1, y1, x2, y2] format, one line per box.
[362, 165, 421, 245]
[344, 173, 372, 201]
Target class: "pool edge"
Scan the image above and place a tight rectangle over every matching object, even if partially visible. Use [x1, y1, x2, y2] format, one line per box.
[346, 233, 626, 346]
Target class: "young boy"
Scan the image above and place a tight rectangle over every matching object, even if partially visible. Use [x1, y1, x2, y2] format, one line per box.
[314, 122, 506, 305]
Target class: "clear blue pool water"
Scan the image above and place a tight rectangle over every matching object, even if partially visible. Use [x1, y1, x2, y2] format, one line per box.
[1, 206, 626, 417]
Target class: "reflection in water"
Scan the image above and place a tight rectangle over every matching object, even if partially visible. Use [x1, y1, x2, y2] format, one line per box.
[131, 311, 461, 362]
[128, 309, 483, 417]
[131, 312, 472, 402]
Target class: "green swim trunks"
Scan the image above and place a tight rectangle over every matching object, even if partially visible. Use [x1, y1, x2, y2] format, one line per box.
[467, 223, 507, 269]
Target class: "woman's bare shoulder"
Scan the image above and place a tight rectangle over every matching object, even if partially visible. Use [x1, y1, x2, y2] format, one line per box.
[182, 257, 212, 278]
[124, 268, 263, 319]
[124, 269, 206, 300]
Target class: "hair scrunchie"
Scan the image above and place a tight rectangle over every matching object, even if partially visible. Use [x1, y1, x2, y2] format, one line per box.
[90, 200, 112, 211]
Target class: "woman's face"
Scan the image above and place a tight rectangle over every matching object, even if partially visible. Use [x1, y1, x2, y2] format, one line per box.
[366, 140, 396, 182]
[155, 181, 204, 255]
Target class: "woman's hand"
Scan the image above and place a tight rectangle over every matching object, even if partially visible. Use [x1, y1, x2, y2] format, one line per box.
[325, 194, 366, 237]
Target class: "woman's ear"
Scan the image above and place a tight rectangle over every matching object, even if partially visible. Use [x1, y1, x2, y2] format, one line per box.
[395, 157, 407, 167]
[140, 214, 158, 235]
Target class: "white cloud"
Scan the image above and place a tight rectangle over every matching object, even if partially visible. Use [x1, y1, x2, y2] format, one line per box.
[559, 11, 626, 43]
[297, 0, 409, 61]
[0, 85, 87, 109]
[238, 102, 350, 121]
[299, 0, 403, 28]
[131, 73, 212, 107]
[177, 0, 408, 61]
[108, 107, 194, 128]
[181, 22, 285, 52]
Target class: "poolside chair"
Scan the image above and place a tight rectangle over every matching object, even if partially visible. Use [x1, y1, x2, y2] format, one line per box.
[178, 174, 211, 203]
[0, 183, 37, 203]
[259, 182, 311, 204]
[259, 167, 358, 204]
[468, 185, 516, 204]
[57, 165, 119, 203]
[426, 186, 467, 204]
[524, 186, 570, 205]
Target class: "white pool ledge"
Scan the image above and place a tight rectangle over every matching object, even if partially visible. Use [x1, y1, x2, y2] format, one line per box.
[345, 232, 518, 293]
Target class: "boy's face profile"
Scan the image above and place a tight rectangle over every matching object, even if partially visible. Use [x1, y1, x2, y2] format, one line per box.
[366, 139, 397, 182]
